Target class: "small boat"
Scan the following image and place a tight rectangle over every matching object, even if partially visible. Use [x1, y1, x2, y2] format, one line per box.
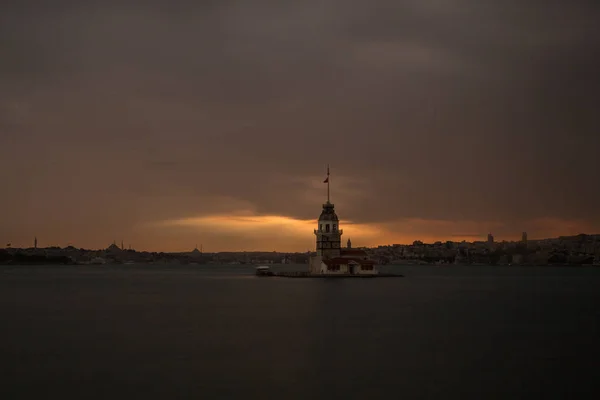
[255, 266, 274, 276]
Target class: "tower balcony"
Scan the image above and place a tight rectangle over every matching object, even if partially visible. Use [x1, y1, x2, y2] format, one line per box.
[314, 229, 343, 235]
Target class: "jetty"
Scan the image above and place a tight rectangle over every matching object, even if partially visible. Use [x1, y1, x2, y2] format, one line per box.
[255, 267, 403, 278]
[274, 271, 403, 278]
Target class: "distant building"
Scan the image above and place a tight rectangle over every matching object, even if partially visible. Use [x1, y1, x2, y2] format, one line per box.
[190, 247, 202, 258]
[454, 248, 468, 264]
[309, 167, 377, 275]
[487, 233, 494, 245]
[522, 232, 528, 243]
[106, 242, 122, 254]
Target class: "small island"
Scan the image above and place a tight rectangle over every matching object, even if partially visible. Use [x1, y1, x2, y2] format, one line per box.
[257, 167, 403, 278]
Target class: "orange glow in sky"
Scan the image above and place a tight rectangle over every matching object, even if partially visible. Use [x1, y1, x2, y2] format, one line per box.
[150, 213, 386, 252]
[143, 213, 539, 252]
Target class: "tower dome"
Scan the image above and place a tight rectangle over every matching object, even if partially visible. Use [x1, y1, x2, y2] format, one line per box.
[318, 202, 339, 222]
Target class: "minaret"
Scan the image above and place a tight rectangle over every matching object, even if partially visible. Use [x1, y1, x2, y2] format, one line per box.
[314, 165, 342, 259]
[347, 238, 352, 249]
[34, 236, 37, 249]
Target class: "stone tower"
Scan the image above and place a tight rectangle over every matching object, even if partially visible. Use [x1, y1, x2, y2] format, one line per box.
[314, 165, 342, 259]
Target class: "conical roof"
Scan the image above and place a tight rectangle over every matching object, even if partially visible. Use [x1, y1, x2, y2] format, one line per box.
[318, 202, 339, 222]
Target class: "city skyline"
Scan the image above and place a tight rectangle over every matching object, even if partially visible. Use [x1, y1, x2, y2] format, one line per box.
[2, 1, 599, 252]
[4, 228, 596, 253]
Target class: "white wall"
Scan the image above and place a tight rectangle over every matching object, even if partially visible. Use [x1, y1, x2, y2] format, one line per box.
[319, 262, 349, 274]
[309, 255, 322, 274]
[310, 258, 379, 275]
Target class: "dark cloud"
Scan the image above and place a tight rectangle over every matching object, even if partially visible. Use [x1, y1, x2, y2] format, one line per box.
[1, 1, 599, 249]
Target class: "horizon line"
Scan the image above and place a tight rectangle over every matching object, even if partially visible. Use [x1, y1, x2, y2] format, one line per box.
[4, 232, 598, 253]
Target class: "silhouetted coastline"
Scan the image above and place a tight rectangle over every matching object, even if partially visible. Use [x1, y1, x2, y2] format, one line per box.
[3, 233, 599, 266]
[0, 251, 74, 265]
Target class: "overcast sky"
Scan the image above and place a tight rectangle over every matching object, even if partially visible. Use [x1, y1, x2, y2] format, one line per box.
[1, 1, 599, 251]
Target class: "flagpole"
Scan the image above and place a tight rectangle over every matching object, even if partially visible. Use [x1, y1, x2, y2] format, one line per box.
[327, 164, 330, 203]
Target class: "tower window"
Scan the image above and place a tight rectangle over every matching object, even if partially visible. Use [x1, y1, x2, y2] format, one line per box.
[319, 224, 322, 231]
[326, 224, 330, 232]
[333, 224, 337, 231]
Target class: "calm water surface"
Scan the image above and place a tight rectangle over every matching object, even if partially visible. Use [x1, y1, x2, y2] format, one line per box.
[1, 264, 599, 399]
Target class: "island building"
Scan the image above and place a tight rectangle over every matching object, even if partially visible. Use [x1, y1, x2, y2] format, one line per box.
[308, 167, 378, 275]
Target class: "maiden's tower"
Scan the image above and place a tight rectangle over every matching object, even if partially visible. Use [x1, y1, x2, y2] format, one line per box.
[308, 166, 378, 275]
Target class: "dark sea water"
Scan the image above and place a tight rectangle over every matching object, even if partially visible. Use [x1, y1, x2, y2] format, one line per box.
[1, 264, 599, 399]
